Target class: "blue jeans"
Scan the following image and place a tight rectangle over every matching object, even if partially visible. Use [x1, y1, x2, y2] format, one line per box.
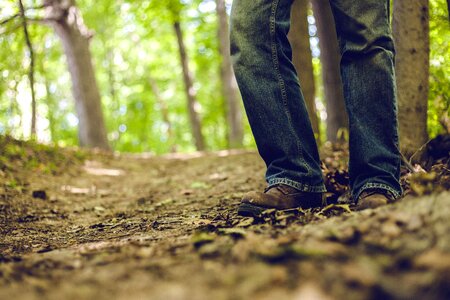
[230, 0, 402, 201]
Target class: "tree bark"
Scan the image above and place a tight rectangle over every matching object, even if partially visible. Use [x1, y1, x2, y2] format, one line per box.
[393, 1, 429, 157]
[173, 21, 205, 151]
[216, 0, 243, 149]
[148, 75, 175, 152]
[44, 0, 110, 150]
[311, 0, 347, 143]
[18, 0, 37, 138]
[447, 0, 450, 21]
[288, 0, 320, 142]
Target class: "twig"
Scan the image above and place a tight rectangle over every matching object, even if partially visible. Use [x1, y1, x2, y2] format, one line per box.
[400, 153, 417, 173]
[409, 138, 434, 165]
[0, 4, 49, 26]
[0, 13, 20, 26]
[18, 0, 37, 137]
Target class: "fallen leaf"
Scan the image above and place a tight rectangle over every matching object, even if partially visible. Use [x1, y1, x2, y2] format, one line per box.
[192, 232, 216, 248]
[236, 217, 254, 227]
[218, 228, 246, 239]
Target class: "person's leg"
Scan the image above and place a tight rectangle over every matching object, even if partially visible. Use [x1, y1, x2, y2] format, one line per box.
[329, 0, 403, 202]
[230, 0, 325, 194]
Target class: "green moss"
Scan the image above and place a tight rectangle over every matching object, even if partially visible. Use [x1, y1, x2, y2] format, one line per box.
[0, 135, 86, 174]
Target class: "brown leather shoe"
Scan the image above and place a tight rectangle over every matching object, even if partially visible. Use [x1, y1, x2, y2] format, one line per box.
[238, 184, 325, 217]
[356, 189, 396, 210]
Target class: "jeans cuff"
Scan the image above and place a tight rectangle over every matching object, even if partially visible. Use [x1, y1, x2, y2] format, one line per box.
[354, 182, 402, 202]
[267, 177, 326, 193]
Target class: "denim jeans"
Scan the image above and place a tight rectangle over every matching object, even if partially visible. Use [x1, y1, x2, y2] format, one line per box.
[230, 0, 402, 201]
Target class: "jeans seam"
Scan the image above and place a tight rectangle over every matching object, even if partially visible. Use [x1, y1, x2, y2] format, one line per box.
[355, 182, 402, 202]
[268, 177, 327, 193]
[385, 0, 391, 36]
[269, 0, 311, 176]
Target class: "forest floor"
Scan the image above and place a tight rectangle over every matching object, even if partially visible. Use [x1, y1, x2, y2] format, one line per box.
[1, 136, 450, 300]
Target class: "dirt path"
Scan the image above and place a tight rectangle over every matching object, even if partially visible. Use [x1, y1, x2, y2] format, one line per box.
[1, 150, 450, 300]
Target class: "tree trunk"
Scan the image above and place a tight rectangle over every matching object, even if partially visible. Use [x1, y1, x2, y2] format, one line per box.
[18, 0, 37, 138]
[173, 21, 205, 151]
[44, 0, 110, 150]
[311, 0, 347, 143]
[393, 1, 429, 157]
[44, 79, 57, 142]
[447, 0, 450, 21]
[288, 0, 320, 142]
[106, 49, 117, 111]
[216, 0, 243, 149]
[9, 81, 20, 132]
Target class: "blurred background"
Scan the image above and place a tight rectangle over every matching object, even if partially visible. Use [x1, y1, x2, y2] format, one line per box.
[0, 0, 448, 156]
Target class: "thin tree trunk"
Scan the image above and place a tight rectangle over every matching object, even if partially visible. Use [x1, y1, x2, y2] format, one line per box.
[447, 0, 450, 21]
[39, 46, 57, 141]
[44, 0, 110, 150]
[9, 81, 20, 132]
[104, 48, 122, 148]
[288, 0, 320, 142]
[18, 0, 37, 138]
[311, 0, 347, 143]
[173, 21, 205, 151]
[393, 1, 429, 157]
[148, 75, 175, 152]
[106, 49, 117, 109]
[216, 0, 243, 148]
[44, 78, 57, 141]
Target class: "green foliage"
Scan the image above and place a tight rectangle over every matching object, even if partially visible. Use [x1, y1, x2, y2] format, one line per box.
[429, 0, 450, 137]
[0, 0, 448, 153]
[78, 0, 231, 152]
[0, 135, 86, 175]
[0, 0, 236, 153]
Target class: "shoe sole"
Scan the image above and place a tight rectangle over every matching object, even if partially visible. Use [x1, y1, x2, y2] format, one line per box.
[237, 203, 266, 217]
[356, 198, 389, 211]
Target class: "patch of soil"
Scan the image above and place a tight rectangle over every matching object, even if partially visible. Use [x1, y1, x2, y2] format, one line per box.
[1, 143, 450, 300]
